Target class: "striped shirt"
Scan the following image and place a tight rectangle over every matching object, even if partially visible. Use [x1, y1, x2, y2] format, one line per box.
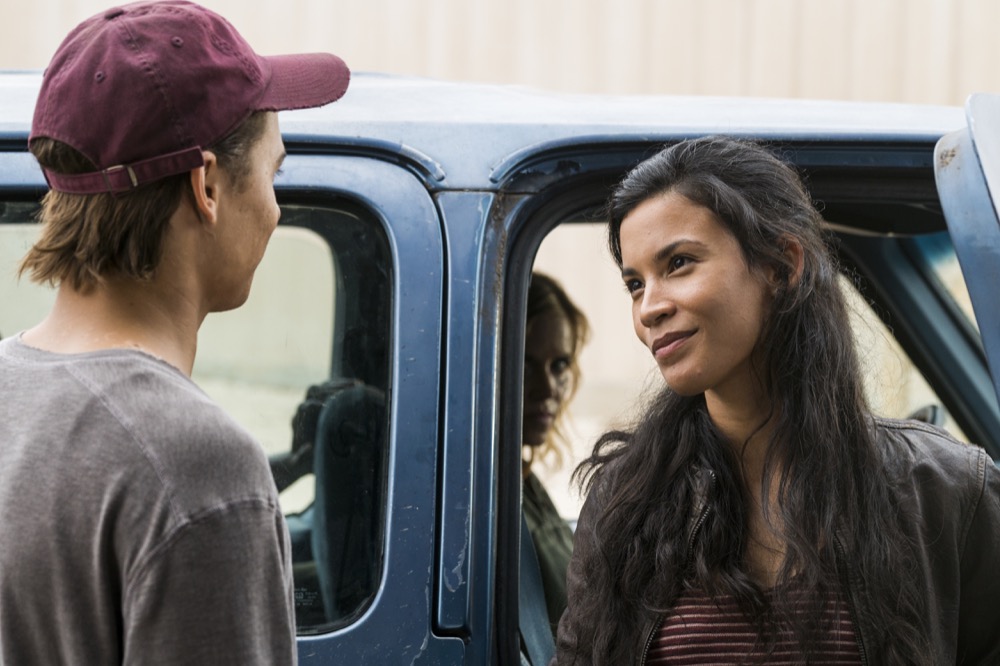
[645, 585, 861, 665]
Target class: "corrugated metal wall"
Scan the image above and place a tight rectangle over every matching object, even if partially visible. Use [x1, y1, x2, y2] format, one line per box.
[5, 0, 1000, 105]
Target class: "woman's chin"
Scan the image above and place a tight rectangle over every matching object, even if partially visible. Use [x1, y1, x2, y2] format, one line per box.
[660, 372, 704, 397]
[521, 431, 547, 448]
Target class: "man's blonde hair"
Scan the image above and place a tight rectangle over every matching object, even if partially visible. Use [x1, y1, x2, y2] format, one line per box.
[21, 111, 270, 291]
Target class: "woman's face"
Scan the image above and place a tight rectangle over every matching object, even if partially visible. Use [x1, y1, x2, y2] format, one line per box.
[619, 191, 772, 404]
[522, 308, 574, 447]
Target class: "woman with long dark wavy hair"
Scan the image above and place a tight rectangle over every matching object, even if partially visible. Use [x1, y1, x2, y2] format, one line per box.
[552, 136, 1000, 665]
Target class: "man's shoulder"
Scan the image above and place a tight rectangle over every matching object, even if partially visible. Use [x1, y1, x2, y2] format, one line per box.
[92, 357, 277, 515]
[10, 344, 276, 516]
[59, 349, 253, 447]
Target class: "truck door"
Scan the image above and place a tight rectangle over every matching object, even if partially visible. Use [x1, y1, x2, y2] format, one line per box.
[935, 93, 1000, 411]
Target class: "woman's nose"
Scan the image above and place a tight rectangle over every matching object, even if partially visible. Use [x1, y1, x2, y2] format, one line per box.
[540, 370, 558, 398]
[638, 280, 675, 328]
[525, 365, 557, 399]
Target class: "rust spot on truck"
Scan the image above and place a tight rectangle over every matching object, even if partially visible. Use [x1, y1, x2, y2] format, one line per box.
[938, 146, 958, 169]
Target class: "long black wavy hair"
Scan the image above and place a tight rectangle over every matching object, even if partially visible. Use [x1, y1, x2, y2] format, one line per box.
[573, 136, 927, 664]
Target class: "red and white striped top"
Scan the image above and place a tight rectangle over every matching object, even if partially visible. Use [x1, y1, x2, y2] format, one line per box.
[645, 585, 861, 665]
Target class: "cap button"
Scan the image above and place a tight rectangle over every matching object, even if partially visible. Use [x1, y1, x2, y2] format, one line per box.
[104, 8, 125, 19]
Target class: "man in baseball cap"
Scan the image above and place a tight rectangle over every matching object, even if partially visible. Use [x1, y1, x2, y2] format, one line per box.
[0, 2, 349, 664]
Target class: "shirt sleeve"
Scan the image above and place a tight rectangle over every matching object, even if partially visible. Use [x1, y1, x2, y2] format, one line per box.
[122, 499, 297, 666]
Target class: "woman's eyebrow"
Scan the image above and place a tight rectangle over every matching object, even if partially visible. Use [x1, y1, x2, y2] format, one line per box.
[621, 238, 706, 277]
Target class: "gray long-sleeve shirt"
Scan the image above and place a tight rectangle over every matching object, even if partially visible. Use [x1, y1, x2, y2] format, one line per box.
[0, 335, 296, 665]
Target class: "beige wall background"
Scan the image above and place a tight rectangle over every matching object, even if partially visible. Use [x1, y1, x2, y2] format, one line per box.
[4, 0, 1000, 105]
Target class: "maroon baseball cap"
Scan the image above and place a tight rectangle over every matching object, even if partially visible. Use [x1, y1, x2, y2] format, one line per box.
[30, 0, 350, 195]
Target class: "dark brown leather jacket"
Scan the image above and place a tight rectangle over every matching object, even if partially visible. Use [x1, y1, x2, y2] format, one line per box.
[552, 418, 1000, 665]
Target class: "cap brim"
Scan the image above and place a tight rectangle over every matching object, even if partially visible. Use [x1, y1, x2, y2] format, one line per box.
[257, 52, 350, 112]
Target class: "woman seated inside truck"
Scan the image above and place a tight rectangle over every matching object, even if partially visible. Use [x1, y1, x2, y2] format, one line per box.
[521, 272, 590, 633]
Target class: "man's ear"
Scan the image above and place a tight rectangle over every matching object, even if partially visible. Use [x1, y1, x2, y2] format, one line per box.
[188, 150, 220, 225]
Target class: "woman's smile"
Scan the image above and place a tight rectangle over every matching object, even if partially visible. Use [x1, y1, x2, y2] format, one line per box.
[651, 329, 696, 361]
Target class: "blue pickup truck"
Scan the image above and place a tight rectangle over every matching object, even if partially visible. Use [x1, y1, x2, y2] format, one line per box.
[2, 72, 1000, 664]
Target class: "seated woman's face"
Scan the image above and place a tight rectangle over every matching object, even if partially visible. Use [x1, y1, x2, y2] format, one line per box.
[522, 308, 574, 446]
[619, 191, 771, 399]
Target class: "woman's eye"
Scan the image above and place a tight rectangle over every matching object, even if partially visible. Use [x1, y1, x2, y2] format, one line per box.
[551, 358, 571, 375]
[624, 278, 642, 294]
[668, 255, 690, 272]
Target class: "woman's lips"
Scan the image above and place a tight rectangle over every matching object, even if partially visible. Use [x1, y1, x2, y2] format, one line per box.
[525, 411, 555, 424]
[652, 330, 694, 360]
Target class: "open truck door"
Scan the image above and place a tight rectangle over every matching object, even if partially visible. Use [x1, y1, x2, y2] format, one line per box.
[935, 93, 1000, 423]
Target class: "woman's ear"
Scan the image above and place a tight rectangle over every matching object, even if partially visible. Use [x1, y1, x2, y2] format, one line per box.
[188, 150, 219, 225]
[782, 236, 805, 287]
[765, 236, 805, 291]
